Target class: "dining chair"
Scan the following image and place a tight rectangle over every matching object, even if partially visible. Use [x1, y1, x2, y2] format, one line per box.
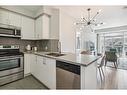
[97, 56, 105, 80]
[105, 51, 118, 68]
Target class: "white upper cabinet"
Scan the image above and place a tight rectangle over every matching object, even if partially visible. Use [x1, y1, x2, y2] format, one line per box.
[35, 14, 50, 39]
[21, 16, 35, 39]
[0, 9, 21, 27]
[42, 15, 50, 39]
[35, 16, 43, 39]
[35, 13, 59, 40]
[0, 9, 9, 25]
[8, 12, 21, 27]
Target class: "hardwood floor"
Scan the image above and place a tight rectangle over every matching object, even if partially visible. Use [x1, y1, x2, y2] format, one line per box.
[97, 67, 127, 89]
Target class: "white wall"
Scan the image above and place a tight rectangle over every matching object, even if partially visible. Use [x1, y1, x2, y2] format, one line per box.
[59, 9, 76, 53]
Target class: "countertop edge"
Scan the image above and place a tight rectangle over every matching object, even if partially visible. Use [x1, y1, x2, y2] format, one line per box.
[34, 53, 82, 66]
[23, 51, 101, 67]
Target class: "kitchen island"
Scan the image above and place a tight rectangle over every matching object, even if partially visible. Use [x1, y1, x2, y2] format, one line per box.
[24, 51, 101, 89]
[34, 52, 100, 66]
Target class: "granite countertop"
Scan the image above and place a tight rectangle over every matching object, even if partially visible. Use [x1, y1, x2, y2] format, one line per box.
[55, 53, 101, 66]
[24, 51, 101, 67]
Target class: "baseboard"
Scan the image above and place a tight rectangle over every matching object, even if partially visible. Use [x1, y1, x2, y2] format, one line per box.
[24, 73, 31, 77]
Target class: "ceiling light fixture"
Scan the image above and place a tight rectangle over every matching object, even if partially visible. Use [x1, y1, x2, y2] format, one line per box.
[75, 8, 104, 32]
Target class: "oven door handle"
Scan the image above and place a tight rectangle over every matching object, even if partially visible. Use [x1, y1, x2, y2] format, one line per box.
[0, 57, 22, 61]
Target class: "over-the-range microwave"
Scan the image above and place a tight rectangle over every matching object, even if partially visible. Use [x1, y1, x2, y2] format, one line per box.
[0, 24, 21, 38]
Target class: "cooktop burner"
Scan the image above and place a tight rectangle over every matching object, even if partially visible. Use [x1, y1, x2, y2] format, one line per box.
[0, 45, 23, 57]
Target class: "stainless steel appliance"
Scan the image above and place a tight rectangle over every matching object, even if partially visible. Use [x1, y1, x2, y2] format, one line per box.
[56, 61, 80, 89]
[0, 24, 21, 38]
[0, 45, 24, 86]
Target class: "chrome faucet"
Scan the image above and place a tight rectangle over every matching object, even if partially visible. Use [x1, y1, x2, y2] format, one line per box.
[58, 41, 61, 54]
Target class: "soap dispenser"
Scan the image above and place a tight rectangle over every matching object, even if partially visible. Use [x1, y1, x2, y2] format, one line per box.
[45, 46, 48, 51]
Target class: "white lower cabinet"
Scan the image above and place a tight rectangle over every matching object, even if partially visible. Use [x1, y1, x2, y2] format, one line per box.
[30, 55, 56, 89]
[40, 57, 56, 89]
[24, 54, 36, 77]
[30, 55, 39, 78]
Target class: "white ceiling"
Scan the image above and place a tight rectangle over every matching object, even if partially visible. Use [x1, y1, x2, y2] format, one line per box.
[56, 6, 127, 29]
[56, 6, 125, 18]
[20, 6, 43, 12]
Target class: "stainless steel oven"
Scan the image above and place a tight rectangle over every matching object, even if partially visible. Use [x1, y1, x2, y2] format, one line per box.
[0, 45, 24, 86]
[0, 55, 23, 76]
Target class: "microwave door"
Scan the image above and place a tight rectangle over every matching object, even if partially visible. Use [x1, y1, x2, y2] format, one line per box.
[15, 29, 21, 36]
[0, 27, 15, 36]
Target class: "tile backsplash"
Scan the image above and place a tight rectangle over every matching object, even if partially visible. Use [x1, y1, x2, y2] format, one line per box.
[36, 39, 58, 52]
[0, 37, 58, 52]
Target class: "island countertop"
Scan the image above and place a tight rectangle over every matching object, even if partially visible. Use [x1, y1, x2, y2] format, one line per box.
[25, 51, 101, 67]
[56, 53, 101, 66]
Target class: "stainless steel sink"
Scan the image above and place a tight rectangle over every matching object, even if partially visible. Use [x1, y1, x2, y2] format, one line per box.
[46, 53, 65, 57]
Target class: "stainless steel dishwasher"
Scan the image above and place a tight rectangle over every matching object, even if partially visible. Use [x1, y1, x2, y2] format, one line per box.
[56, 60, 80, 89]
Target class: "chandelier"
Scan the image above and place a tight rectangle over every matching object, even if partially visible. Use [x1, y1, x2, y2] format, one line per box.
[76, 8, 104, 32]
